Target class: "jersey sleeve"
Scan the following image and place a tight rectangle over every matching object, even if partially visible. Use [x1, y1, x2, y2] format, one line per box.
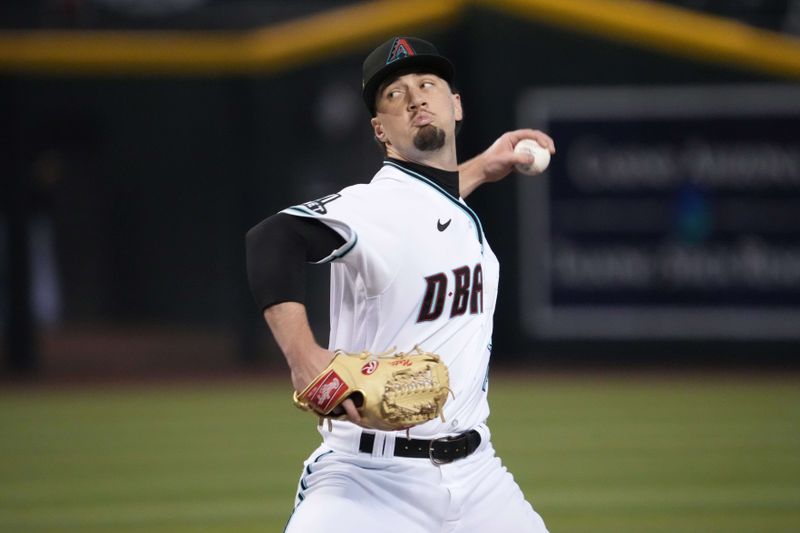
[281, 185, 399, 294]
[282, 200, 359, 264]
[281, 187, 364, 264]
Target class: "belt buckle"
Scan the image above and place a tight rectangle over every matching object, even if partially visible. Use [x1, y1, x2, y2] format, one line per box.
[428, 435, 456, 465]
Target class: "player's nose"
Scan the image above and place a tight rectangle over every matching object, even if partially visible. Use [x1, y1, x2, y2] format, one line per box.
[407, 87, 427, 110]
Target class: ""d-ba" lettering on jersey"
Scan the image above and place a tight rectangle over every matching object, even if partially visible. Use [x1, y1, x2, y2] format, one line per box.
[417, 263, 483, 322]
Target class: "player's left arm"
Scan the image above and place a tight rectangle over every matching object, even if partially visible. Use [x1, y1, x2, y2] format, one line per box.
[458, 129, 555, 198]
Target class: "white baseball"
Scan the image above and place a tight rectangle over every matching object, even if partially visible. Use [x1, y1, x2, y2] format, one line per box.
[514, 139, 551, 175]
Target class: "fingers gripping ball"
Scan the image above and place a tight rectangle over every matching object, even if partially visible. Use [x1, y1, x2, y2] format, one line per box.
[514, 139, 551, 175]
[293, 347, 451, 431]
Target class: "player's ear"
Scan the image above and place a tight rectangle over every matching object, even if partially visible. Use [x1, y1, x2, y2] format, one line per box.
[452, 93, 463, 122]
[371, 117, 388, 143]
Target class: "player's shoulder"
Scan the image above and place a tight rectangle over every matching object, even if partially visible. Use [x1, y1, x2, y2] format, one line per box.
[372, 161, 413, 184]
[336, 168, 409, 198]
[281, 185, 376, 219]
[283, 164, 413, 217]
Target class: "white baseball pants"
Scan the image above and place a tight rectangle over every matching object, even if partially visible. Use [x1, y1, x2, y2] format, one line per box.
[283, 432, 548, 533]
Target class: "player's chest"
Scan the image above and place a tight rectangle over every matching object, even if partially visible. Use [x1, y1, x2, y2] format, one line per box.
[384, 201, 499, 319]
[396, 192, 484, 256]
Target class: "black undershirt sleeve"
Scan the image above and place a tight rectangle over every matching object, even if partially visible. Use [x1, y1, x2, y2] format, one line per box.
[245, 213, 346, 311]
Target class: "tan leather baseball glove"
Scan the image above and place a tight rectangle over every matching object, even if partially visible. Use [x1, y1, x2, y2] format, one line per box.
[293, 346, 451, 431]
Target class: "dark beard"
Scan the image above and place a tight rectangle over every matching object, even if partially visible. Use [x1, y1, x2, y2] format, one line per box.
[413, 124, 446, 152]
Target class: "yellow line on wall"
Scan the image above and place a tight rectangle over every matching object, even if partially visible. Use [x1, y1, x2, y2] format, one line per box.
[0, 0, 462, 74]
[483, 0, 800, 78]
[1, 0, 800, 78]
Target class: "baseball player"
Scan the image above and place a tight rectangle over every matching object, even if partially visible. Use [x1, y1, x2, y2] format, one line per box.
[246, 36, 555, 532]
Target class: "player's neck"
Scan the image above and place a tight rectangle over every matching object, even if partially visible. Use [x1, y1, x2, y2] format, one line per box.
[386, 144, 458, 172]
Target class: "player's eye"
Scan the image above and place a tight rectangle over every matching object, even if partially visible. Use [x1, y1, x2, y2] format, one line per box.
[421, 81, 434, 89]
[386, 89, 402, 99]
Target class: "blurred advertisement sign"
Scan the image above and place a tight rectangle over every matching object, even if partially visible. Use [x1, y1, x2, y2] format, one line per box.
[517, 85, 800, 339]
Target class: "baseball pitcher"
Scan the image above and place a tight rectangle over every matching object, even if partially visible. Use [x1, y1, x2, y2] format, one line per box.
[246, 36, 555, 533]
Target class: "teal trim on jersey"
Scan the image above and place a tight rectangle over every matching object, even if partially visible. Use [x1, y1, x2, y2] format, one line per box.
[284, 206, 358, 261]
[382, 160, 485, 251]
[286, 205, 320, 217]
[321, 233, 357, 263]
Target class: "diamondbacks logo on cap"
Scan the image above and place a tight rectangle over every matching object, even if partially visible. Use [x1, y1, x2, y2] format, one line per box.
[386, 38, 415, 64]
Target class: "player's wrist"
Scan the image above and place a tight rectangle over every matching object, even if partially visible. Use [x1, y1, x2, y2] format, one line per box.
[287, 346, 335, 390]
[458, 155, 488, 198]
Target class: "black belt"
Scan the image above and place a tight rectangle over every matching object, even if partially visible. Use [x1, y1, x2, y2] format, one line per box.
[359, 430, 481, 465]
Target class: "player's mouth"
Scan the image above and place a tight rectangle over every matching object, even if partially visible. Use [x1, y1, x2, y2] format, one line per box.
[412, 112, 434, 127]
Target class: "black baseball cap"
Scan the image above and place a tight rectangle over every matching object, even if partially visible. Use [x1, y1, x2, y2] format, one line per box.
[362, 36, 455, 116]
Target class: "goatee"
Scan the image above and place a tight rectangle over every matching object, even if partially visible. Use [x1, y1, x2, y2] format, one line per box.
[413, 124, 446, 152]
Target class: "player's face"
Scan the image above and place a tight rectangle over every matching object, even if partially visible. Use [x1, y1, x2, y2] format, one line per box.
[371, 72, 462, 157]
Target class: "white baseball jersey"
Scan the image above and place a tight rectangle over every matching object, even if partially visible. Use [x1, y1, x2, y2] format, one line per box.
[282, 160, 500, 440]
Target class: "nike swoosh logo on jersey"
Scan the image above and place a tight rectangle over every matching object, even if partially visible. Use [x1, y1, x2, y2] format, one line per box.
[437, 219, 451, 231]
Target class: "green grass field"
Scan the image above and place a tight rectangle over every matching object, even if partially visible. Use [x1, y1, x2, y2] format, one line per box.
[1, 374, 798, 532]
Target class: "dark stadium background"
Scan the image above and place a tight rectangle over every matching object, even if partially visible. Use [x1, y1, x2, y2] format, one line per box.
[1, 1, 799, 531]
